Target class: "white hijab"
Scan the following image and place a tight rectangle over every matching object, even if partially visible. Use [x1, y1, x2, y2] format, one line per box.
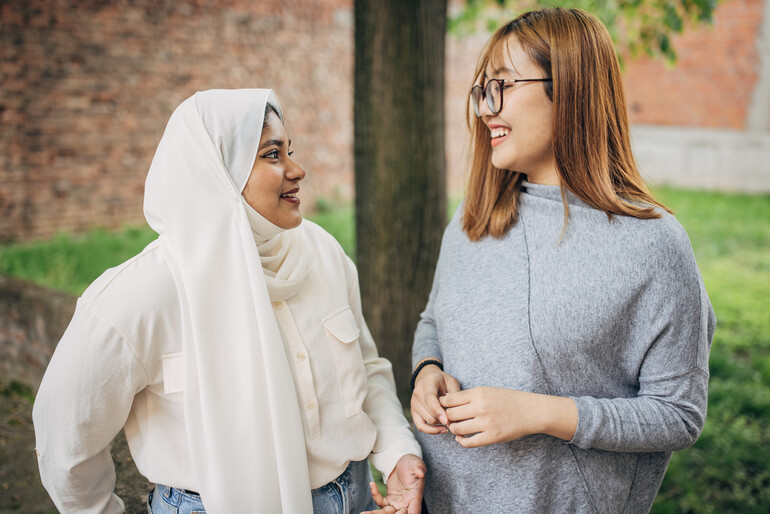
[144, 89, 313, 512]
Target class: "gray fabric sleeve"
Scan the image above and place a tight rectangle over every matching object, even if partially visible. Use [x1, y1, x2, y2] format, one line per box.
[412, 259, 443, 370]
[570, 224, 716, 452]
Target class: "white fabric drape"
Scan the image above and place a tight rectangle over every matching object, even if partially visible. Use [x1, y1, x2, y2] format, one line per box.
[143, 89, 313, 512]
[241, 198, 313, 302]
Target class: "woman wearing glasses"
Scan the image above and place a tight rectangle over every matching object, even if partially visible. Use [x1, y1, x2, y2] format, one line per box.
[34, 89, 425, 513]
[410, 8, 714, 512]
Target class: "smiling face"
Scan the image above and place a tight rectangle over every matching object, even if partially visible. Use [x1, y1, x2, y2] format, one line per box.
[480, 37, 558, 185]
[241, 111, 306, 229]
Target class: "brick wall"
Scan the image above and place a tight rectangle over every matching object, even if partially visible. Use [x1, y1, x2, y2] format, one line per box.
[0, 0, 353, 242]
[623, 0, 763, 129]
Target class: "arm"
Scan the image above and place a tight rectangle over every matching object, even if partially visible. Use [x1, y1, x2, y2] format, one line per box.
[341, 256, 422, 478]
[33, 300, 148, 513]
[442, 223, 715, 452]
[570, 274, 715, 452]
[409, 254, 461, 434]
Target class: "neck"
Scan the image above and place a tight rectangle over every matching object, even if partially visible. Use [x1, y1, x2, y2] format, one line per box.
[240, 197, 285, 244]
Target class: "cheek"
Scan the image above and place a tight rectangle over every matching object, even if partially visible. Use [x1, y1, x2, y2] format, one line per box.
[245, 170, 281, 201]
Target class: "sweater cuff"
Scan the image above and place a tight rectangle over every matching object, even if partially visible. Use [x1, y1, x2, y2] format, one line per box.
[567, 396, 598, 449]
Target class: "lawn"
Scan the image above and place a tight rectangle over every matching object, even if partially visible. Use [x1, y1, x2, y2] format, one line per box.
[1, 187, 768, 511]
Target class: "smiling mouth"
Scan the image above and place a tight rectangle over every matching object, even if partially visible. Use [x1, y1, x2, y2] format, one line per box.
[490, 127, 510, 139]
[280, 188, 300, 203]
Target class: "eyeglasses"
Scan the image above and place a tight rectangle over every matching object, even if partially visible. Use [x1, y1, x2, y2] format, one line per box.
[471, 78, 552, 117]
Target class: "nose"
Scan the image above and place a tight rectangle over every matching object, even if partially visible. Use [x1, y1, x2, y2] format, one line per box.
[286, 157, 306, 182]
[478, 94, 495, 118]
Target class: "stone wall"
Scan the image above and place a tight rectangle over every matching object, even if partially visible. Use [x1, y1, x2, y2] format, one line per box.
[0, 276, 75, 390]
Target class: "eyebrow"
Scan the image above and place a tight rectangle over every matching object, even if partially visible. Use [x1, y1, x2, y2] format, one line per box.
[258, 139, 285, 150]
[487, 67, 519, 77]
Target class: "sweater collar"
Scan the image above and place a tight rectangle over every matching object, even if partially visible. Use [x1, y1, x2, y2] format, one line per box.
[521, 181, 587, 207]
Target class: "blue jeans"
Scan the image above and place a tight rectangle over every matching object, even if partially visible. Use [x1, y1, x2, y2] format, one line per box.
[147, 484, 205, 513]
[311, 459, 378, 514]
[147, 460, 377, 513]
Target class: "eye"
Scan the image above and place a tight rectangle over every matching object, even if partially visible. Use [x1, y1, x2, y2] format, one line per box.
[261, 149, 279, 159]
[288, 150, 294, 157]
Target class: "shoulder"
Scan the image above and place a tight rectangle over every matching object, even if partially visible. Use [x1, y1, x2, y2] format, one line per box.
[620, 210, 693, 260]
[608, 211, 701, 287]
[297, 218, 347, 257]
[297, 219, 359, 286]
[81, 239, 180, 326]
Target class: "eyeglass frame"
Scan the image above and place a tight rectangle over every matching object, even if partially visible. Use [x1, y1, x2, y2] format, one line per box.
[471, 78, 552, 117]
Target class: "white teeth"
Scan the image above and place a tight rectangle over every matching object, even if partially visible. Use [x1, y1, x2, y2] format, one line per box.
[490, 127, 510, 139]
[281, 193, 296, 198]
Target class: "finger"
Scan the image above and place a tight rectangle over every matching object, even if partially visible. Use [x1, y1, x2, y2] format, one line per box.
[369, 481, 389, 508]
[444, 373, 462, 394]
[439, 389, 472, 408]
[361, 508, 396, 514]
[412, 460, 426, 479]
[412, 410, 447, 435]
[422, 391, 449, 426]
[411, 398, 439, 426]
[455, 431, 491, 448]
[444, 403, 477, 423]
[447, 418, 482, 437]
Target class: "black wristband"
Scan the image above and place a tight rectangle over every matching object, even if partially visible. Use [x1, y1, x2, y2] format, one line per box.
[410, 359, 444, 391]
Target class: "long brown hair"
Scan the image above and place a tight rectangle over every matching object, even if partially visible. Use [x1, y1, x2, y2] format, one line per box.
[462, 8, 670, 241]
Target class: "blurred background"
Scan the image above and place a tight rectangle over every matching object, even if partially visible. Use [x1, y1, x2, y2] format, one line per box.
[2, 0, 768, 243]
[1, 0, 768, 512]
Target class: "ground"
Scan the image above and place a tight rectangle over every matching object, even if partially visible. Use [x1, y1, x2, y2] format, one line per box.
[0, 382, 150, 513]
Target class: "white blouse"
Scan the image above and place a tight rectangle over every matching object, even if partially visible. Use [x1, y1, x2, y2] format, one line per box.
[33, 220, 420, 512]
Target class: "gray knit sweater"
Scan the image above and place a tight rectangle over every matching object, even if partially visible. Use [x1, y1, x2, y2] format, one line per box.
[412, 182, 715, 514]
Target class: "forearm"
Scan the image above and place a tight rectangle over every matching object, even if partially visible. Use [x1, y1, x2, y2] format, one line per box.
[570, 372, 708, 452]
[533, 393, 578, 441]
[364, 365, 423, 478]
[411, 325, 442, 370]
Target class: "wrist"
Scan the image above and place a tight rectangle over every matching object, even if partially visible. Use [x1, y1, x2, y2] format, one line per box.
[539, 394, 578, 441]
[410, 358, 443, 390]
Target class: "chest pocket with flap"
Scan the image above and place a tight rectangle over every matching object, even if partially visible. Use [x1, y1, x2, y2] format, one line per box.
[322, 305, 367, 417]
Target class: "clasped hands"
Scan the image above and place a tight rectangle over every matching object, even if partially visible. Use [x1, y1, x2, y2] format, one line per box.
[410, 362, 578, 447]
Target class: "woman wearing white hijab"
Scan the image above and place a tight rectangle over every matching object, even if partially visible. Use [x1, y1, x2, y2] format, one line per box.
[33, 89, 425, 513]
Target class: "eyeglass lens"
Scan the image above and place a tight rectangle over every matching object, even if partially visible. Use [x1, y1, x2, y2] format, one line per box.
[472, 80, 502, 117]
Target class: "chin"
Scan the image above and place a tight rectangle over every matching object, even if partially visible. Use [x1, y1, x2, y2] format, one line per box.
[491, 154, 515, 171]
[282, 215, 303, 230]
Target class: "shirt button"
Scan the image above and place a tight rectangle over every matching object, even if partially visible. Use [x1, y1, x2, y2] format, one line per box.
[306, 400, 316, 410]
[272, 302, 282, 310]
[297, 352, 307, 362]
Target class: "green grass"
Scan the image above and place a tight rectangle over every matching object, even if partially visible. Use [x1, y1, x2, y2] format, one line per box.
[0, 210, 356, 296]
[0, 226, 158, 296]
[1, 188, 768, 510]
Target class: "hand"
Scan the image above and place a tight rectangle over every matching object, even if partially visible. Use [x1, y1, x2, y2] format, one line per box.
[363, 454, 426, 514]
[439, 387, 577, 448]
[410, 361, 461, 434]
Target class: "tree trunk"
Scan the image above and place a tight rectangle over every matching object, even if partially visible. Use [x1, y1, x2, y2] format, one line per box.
[354, 0, 448, 407]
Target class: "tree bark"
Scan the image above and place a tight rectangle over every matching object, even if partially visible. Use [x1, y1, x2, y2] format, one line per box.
[354, 0, 448, 407]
